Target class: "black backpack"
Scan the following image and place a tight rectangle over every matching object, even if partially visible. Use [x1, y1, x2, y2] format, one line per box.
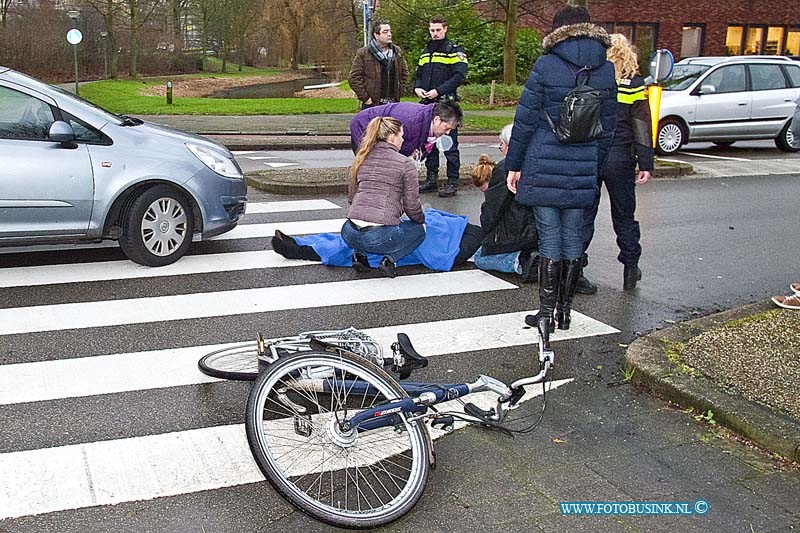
[545, 66, 604, 144]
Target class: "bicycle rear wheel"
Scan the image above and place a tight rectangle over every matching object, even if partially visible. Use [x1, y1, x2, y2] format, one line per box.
[245, 350, 431, 529]
[198, 342, 259, 381]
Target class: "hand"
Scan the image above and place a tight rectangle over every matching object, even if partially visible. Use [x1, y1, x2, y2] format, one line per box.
[636, 170, 652, 184]
[414, 88, 426, 98]
[365, 97, 373, 105]
[425, 89, 439, 100]
[507, 171, 520, 193]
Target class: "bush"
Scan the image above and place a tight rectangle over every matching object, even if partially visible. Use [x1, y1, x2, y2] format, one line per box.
[459, 83, 522, 106]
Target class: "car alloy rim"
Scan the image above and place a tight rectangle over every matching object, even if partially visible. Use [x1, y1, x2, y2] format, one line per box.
[659, 123, 682, 153]
[787, 128, 795, 147]
[141, 197, 188, 256]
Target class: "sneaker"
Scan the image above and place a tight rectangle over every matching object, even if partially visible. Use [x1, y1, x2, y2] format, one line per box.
[576, 274, 598, 295]
[791, 282, 800, 295]
[352, 253, 371, 273]
[378, 257, 396, 278]
[771, 294, 800, 309]
[623, 266, 642, 290]
[419, 180, 438, 193]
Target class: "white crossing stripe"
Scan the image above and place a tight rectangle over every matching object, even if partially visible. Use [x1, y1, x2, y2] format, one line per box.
[0, 380, 573, 520]
[0, 270, 516, 336]
[0, 251, 311, 288]
[0, 311, 617, 405]
[264, 162, 297, 168]
[244, 200, 340, 214]
[215, 218, 346, 240]
[680, 151, 752, 161]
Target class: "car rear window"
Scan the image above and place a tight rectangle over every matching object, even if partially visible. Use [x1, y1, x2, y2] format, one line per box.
[783, 64, 800, 87]
[749, 64, 787, 91]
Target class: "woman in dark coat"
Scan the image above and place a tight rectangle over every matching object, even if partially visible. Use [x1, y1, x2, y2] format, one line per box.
[505, 6, 617, 349]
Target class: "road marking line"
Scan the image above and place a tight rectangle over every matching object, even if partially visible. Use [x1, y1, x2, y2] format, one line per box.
[0, 380, 572, 520]
[681, 152, 752, 161]
[0, 250, 312, 288]
[244, 200, 340, 213]
[264, 162, 297, 168]
[0, 218, 347, 254]
[0, 311, 616, 405]
[0, 270, 516, 336]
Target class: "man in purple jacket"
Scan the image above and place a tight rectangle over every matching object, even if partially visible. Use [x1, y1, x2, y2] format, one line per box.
[349, 101, 463, 157]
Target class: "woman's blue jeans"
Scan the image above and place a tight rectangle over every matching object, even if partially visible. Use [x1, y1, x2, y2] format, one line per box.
[533, 206, 584, 260]
[340, 220, 425, 263]
[473, 247, 521, 273]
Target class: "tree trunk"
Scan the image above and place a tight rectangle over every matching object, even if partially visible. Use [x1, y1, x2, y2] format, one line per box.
[129, 0, 139, 78]
[503, 0, 517, 85]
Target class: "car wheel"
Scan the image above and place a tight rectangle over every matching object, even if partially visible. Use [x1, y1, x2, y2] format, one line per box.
[713, 141, 736, 148]
[119, 185, 194, 266]
[775, 122, 800, 153]
[656, 119, 685, 156]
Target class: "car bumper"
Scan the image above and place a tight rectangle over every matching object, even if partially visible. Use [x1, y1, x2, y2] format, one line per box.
[184, 168, 247, 240]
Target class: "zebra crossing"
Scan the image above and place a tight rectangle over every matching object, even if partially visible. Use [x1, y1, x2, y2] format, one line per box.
[0, 198, 619, 528]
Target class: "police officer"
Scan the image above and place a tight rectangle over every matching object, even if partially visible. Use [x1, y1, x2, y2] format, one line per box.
[581, 33, 653, 291]
[414, 14, 468, 197]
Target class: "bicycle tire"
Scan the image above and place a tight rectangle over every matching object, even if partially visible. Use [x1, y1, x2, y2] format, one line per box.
[245, 350, 431, 529]
[198, 342, 259, 381]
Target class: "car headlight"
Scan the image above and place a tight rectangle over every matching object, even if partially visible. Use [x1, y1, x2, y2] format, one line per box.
[186, 143, 242, 178]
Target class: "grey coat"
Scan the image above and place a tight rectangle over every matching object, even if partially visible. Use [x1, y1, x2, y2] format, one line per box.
[346, 142, 424, 225]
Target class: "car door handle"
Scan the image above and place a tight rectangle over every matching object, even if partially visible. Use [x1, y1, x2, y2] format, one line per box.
[737, 102, 748, 106]
[785, 98, 794, 102]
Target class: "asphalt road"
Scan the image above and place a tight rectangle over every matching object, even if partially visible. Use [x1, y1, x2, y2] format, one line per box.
[0, 172, 798, 532]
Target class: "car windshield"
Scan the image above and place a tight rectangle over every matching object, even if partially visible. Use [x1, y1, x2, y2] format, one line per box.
[662, 64, 711, 91]
[13, 70, 124, 125]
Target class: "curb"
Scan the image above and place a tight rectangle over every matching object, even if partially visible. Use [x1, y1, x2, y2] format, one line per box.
[625, 301, 800, 462]
[247, 167, 475, 196]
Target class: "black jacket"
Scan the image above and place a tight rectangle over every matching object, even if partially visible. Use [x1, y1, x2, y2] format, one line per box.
[479, 160, 538, 255]
[414, 38, 467, 101]
[613, 74, 654, 171]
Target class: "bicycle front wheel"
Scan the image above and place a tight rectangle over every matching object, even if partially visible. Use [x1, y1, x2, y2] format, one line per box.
[245, 351, 431, 529]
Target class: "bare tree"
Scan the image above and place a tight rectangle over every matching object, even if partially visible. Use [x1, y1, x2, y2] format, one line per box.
[81, 0, 125, 78]
[121, 0, 161, 77]
[1, 0, 12, 28]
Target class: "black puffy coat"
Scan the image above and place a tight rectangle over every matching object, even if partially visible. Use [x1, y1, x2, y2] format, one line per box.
[479, 160, 538, 255]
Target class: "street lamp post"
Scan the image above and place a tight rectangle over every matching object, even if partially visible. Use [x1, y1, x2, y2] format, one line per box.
[66, 9, 81, 95]
[100, 31, 108, 79]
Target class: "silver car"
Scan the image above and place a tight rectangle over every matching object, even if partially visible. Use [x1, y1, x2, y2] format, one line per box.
[656, 56, 800, 155]
[0, 66, 247, 266]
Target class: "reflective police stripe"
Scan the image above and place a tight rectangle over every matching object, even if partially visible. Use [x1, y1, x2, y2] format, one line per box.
[618, 85, 646, 104]
[418, 52, 468, 66]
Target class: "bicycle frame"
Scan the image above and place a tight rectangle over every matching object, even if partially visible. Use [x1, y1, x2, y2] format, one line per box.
[283, 347, 554, 434]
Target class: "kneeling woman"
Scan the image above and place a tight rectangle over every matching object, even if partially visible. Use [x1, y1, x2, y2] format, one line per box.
[341, 116, 425, 278]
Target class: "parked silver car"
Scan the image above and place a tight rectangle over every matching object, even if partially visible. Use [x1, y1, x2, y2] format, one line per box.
[0, 66, 247, 266]
[656, 56, 800, 155]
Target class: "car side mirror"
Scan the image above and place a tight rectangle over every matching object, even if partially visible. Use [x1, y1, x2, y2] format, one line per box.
[48, 120, 77, 147]
[699, 84, 716, 95]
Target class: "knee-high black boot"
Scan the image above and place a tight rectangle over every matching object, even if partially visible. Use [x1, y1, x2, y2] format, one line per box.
[555, 258, 583, 330]
[525, 257, 562, 350]
[271, 230, 321, 261]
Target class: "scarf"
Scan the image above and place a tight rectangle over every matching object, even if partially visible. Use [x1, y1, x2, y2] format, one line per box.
[368, 38, 395, 68]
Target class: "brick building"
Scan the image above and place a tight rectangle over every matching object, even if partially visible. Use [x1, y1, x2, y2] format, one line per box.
[508, 1, 800, 60]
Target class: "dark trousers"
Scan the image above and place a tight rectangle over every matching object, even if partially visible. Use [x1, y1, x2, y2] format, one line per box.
[425, 128, 460, 183]
[582, 144, 642, 267]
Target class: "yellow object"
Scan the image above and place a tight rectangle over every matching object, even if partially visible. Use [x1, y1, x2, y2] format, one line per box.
[648, 85, 663, 148]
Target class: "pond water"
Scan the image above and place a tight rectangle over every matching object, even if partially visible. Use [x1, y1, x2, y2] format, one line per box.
[210, 76, 330, 98]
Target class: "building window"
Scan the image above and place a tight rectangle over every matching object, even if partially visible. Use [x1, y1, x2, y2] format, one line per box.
[765, 27, 784, 55]
[681, 24, 704, 57]
[726, 26, 744, 55]
[785, 28, 800, 57]
[744, 26, 764, 55]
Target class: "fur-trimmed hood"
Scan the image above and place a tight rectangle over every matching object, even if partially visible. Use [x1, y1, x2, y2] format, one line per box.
[542, 23, 611, 70]
[542, 23, 611, 53]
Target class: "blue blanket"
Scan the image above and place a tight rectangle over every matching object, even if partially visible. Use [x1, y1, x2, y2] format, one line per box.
[295, 209, 468, 271]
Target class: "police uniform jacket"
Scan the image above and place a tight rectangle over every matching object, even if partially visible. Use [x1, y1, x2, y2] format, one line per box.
[614, 74, 654, 171]
[414, 38, 468, 102]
